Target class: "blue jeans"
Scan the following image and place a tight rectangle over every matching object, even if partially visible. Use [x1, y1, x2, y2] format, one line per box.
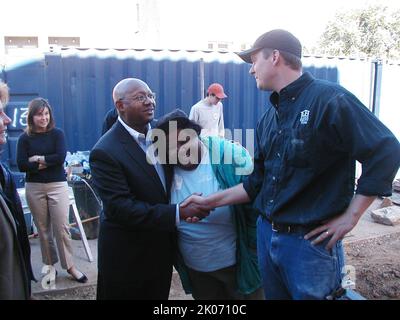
[257, 216, 345, 300]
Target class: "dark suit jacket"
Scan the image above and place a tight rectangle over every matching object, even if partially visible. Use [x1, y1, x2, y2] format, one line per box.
[0, 164, 35, 299]
[90, 121, 176, 300]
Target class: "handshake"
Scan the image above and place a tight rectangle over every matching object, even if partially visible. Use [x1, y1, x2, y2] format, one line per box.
[178, 193, 214, 223]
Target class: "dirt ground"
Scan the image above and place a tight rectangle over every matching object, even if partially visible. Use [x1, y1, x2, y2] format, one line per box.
[344, 232, 400, 300]
[33, 232, 400, 300]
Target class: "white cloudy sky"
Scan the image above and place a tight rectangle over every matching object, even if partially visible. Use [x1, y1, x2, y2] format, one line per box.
[2, 0, 400, 49]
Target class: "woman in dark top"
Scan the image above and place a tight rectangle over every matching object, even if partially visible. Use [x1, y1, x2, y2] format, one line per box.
[17, 98, 87, 283]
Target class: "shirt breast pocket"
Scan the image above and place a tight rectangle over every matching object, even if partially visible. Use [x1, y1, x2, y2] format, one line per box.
[286, 128, 315, 168]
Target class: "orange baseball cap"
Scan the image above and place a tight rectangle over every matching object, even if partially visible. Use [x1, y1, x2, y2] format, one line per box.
[207, 83, 227, 99]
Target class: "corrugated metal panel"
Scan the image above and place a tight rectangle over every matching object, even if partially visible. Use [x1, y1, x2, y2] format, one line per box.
[57, 49, 205, 152]
[378, 63, 400, 141]
[2, 48, 385, 169]
[3, 55, 46, 167]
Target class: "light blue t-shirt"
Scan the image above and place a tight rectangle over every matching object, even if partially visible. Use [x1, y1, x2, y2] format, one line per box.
[171, 147, 236, 272]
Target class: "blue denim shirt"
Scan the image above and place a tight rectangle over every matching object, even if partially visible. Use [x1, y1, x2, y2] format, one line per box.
[243, 72, 400, 225]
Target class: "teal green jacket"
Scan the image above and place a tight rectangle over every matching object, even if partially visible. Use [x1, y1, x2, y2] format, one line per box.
[174, 136, 262, 295]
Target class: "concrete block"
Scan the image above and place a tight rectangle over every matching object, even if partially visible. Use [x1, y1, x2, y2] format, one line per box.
[393, 179, 400, 192]
[371, 206, 400, 226]
[390, 192, 400, 206]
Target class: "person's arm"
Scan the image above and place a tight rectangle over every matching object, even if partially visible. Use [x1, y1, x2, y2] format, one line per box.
[306, 93, 400, 249]
[332, 93, 399, 196]
[90, 148, 210, 231]
[182, 139, 254, 221]
[16, 134, 40, 173]
[26, 155, 47, 170]
[41, 129, 66, 167]
[305, 194, 376, 250]
[218, 104, 225, 138]
[241, 120, 265, 201]
[181, 183, 250, 211]
[188, 105, 198, 122]
[182, 121, 265, 210]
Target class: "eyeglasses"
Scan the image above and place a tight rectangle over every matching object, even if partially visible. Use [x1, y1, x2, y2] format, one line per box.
[121, 92, 156, 104]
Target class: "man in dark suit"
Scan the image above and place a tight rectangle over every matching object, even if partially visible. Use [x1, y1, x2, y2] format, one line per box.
[90, 78, 210, 300]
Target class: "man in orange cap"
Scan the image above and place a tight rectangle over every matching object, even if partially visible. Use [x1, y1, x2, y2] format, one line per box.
[189, 83, 227, 138]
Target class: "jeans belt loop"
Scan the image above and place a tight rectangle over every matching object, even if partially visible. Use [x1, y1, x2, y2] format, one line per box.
[271, 221, 291, 233]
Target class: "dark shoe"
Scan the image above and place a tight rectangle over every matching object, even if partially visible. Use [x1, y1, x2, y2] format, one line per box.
[75, 274, 88, 283]
[67, 267, 88, 283]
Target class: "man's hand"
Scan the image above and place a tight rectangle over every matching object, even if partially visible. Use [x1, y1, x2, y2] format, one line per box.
[178, 184, 251, 223]
[38, 163, 47, 170]
[179, 193, 212, 223]
[29, 155, 45, 164]
[180, 193, 211, 209]
[29, 155, 40, 163]
[304, 194, 376, 250]
[304, 213, 359, 250]
[37, 156, 46, 164]
[179, 202, 211, 222]
[181, 183, 250, 210]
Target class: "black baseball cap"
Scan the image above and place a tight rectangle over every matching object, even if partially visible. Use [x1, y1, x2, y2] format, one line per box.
[237, 29, 302, 63]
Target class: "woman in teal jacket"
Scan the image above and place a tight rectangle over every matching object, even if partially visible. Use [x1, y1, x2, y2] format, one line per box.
[156, 109, 263, 299]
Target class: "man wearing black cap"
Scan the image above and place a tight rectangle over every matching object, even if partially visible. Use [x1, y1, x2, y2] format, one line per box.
[181, 29, 400, 299]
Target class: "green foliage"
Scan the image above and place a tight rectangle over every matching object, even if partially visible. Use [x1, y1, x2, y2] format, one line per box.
[319, 5, 400, 59]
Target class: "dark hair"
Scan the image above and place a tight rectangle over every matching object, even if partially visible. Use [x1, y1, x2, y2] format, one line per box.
[157, 118, 202, 137]
[178, 118, 202, 135]
[26, 98, 55, 135]
[262, 48, 302, 70]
